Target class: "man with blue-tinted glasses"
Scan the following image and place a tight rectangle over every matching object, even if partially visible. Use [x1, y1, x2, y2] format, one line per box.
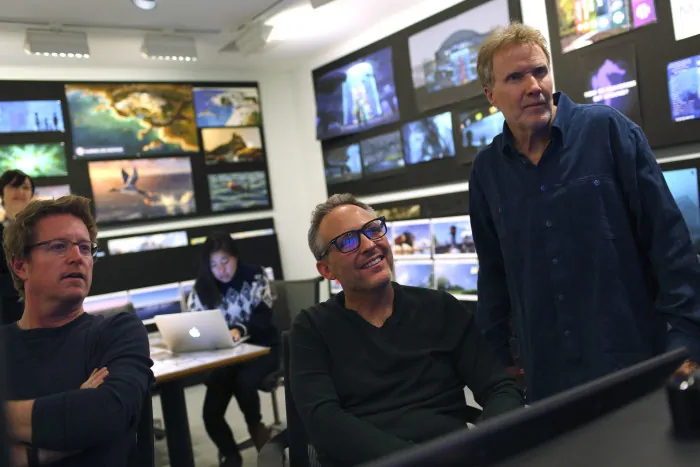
[288, 193, 524, 467]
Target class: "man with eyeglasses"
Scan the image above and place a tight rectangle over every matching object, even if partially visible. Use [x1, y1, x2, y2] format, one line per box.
[289, 193, 524, 467]
[0, 195, 153, 467]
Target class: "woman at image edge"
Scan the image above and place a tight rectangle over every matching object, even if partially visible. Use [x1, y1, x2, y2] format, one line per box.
[0, 170, 35, 325]
[187, 232, 279, 467]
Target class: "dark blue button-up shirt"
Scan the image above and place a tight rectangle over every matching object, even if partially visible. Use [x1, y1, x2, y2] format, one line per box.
[469, 92, 700, 402]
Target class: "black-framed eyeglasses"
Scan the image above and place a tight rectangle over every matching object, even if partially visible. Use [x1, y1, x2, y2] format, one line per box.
[318, 217, 387, 259]
[27, 238, 100, 259]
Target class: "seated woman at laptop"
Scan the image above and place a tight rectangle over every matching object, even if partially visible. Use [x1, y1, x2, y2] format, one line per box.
[187, 232, 279, 467]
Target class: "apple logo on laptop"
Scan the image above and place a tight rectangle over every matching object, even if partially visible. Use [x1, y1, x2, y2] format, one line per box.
[189, 326, 201, 338]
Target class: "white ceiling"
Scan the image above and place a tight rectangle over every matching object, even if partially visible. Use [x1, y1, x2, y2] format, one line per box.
[0, 0, 434, 71]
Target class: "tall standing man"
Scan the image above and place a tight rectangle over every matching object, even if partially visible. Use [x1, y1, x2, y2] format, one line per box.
[469, 22, 700, 402]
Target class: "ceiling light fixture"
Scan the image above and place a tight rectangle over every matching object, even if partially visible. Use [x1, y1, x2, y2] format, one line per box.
[24, 29, 91, 59]
[220, 22, 273, 56]
[265, 4, 337, 41]
[141, 33, 198, 61]
[132, 0, 157, 10]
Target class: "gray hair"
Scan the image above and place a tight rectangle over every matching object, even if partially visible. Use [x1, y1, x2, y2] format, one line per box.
[308, 193, 375, 260]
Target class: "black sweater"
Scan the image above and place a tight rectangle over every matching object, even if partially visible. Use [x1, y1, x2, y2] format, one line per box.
[0, 223, 23, 325]
[289, 283, 524, 466]
[0, 311, 153, 467]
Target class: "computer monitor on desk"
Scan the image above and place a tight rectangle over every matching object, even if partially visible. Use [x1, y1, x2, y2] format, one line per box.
[360, 348, 689, 467]
[129, 282, 183, 325]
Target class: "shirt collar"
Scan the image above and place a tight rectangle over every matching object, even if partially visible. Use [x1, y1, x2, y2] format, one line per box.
[499, 91, 573, 156]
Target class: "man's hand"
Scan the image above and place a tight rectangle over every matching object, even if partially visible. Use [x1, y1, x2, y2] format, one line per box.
[675, 360, 699, 377]
[80, 368, 109, 389]
[230, 328, 241, 341]
[9, 444, 27, 467]
[506, 366, 525, 384]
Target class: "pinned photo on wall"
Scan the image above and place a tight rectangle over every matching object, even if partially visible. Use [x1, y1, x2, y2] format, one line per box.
[431, 215, 476, 257]
[324, 143, 362, 185]
[391, 219, 432, 258]
[556, 0, 657, 54]
[107, 231, 189, 255]
[65, 83, 200, 158]
[578, 42, 643, 125]
[207, 170, 270, 213]
[375, 204, 421, 222]
[0, 143, 68, 178]
[88, 157, 196, 223]
[393, 260, 435, 289]
[401, 112, 455, 165]
[434, 259, 479, 299]
[34, 184, 71, 200]
[671, 0, 700, 41]
[193, 87, 261, 128]
[360, 130, 405, 175]
[0, 100, 65, 134]
[667, 54, 700, 123]
[202, 127, 265, 165]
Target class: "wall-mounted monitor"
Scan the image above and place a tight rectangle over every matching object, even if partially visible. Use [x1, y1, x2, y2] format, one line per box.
[128, 282, 183, 323]
[579, 42, 642, 124]
[556, 0, 657, 54]
[391, 219, 432, 258]
[0, 143, 68, 178]
[324, 143, 363, 185]
[662, 168, 700, 254]
[84, 291, 130, 314]
[459, 105, 504, 149]
[434, 259, 479, 299]
[375, 204, 422, 222]
[670, 0, 700, 41]
[667, 54, 700, 123]
[65, 83, 199, 158]
[180, 280, 195, 304]
[408, 0, 510, 111]
[107, 230, 189, 256]
[393, 260, 435, 289]
[202, 127, 264, 165]
[401, 111, 455, 165]
[88, 157, 196, 223]
[193, 87, 261, 127]
[0, 100, 65, 133]
[314, 47, 400, 140]
[360, 130, 405, 175]
[207, 171, 271, 213]
[432, 215, 476, 257]
[34, 184, 71, 200]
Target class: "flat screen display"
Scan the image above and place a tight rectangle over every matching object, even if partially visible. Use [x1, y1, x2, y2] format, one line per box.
[315, 47, 400, 140]
[667, 54, 700, 123]
[324, 143, 363, 185]
[459, 105, 504, 148]
[391, 219, 432, 258]
[202, 127, 264, 165]
[0, 100, 65, 133]
[432, 215, 476, 256]
[580, 42, 642, 124]
[394, 260, 435, 289]
[401, 112, 455, 165]
[107, 230, 189, 255]
[671, 0, 700, 41]
[556, 0, 657, 54]
[434, 260, 479, 297]
[129, 283, 183, 322]
[34, 184, 71, 200]
[207, 171, 270, 212]
[408, 0, 510, 111]
[88, 157, 196, 223]
[65, 83, 199, 158]
[0, 143, 68, 178]
[193, 87, 261, 127]
[360, 131, 405, 175]
[662, 168, 700, 253]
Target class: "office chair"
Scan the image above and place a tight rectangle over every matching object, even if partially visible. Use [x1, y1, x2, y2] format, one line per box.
[258, 277, 323, 429]
[258, 331, 322, 467]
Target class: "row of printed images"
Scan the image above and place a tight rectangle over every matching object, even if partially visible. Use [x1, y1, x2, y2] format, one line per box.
[381, 215, 475, 258]
[0, 84, 263, 160]
[0, 151, 271, 224]
[330, 259, 479, 301]
[84, 265, 277, 325]
[324, 105, 503, 185]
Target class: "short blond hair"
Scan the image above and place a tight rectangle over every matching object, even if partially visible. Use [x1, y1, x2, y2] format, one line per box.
[477, 22, 551, 89]
[3, 195, 98, 299]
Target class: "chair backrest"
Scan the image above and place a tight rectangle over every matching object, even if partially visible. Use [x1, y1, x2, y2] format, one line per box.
[270, 277, 323, 335]
[282, 331, 311, 467]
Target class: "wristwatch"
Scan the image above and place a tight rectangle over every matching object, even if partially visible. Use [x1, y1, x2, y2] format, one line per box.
[26, 445, 39, 467]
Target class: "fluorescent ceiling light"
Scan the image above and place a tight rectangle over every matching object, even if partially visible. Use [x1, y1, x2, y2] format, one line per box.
[24, 29, 90, 59]
[132, 0, 157, 10]
[141, 34, 197, 61]
[266, 4, 339, 41]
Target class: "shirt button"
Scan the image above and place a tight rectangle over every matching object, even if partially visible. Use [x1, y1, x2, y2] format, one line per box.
[593, 179, 600, 186]
[557, 294, 564, 301]
[540, 185, 546, 191]
[552, 258, 558, 265]
[545, 220, 552, 227]
[564, 330, 571, 337]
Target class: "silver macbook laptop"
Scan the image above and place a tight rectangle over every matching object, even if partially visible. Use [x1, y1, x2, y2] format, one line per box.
[154, 309, 248, 353]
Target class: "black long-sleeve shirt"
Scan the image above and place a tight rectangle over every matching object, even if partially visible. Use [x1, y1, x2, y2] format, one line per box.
[470, 91, 700, 402]
[289, 283, 523, 467]
[0, 311, 153, 467]
[0, 223, 23, 325]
